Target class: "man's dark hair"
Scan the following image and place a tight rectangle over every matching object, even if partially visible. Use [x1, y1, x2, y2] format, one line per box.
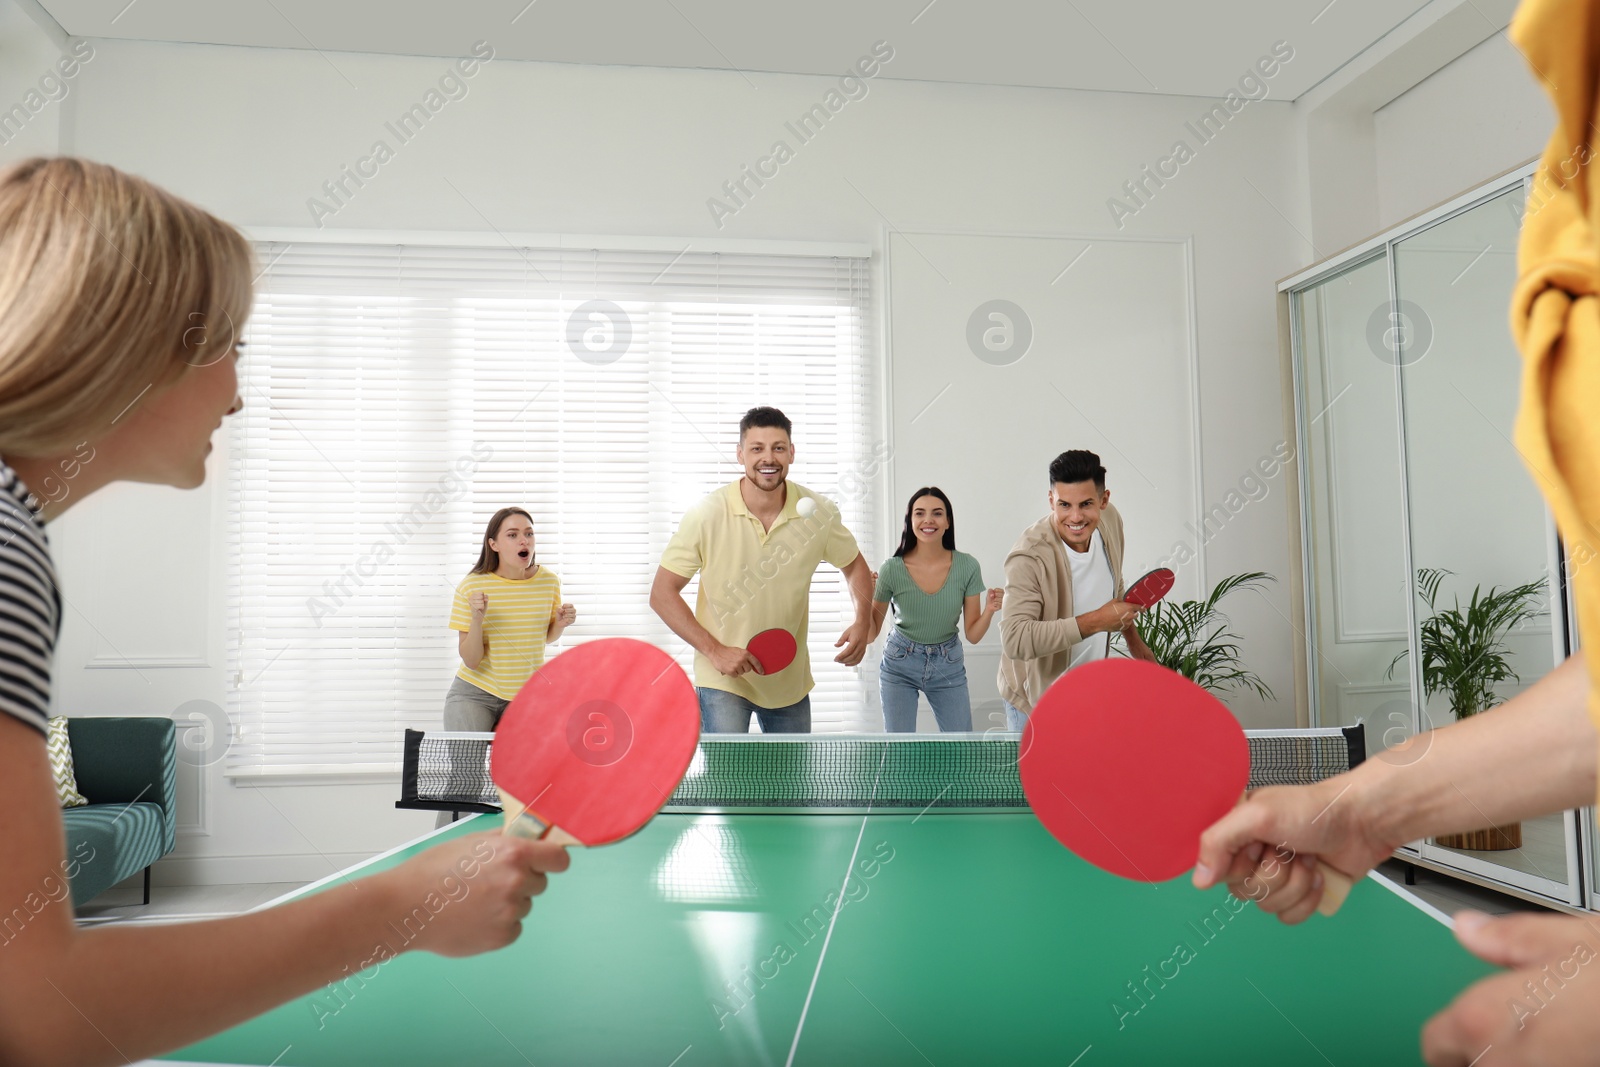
[1048, 450, 1106, 492]
[739, 406, 792, 442]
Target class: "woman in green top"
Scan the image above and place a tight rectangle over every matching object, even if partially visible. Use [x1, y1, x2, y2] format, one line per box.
[868, 487, 1003, 732]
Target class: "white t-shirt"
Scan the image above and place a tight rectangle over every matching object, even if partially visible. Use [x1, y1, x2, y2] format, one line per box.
[1066, 529, 1113, 670]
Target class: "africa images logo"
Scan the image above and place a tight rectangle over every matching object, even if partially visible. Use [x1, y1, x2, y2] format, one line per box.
[565, 700, 633, 767]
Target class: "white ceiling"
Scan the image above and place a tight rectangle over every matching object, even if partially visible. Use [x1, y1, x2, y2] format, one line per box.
[35, 0, 1454, 100]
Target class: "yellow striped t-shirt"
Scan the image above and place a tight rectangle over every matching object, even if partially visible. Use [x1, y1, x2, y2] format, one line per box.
[449, 567, 562, 700]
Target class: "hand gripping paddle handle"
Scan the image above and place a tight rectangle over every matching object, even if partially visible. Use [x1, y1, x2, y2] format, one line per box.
[496, 787, 580, 846]
[1238, 792, 1353, 917]
[1316, 863, 1353, 916]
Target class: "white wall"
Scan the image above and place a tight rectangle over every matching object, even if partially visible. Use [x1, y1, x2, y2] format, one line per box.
[1287, 0, 1525, 256]
[45, 34, 1309, 883]
[0, 0, 68, 162]
[886, 231, 1200, 731]
[1373, 32, 1551, 229]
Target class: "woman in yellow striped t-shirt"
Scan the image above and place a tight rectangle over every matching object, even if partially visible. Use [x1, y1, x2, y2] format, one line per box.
[444, 507, 576, 734]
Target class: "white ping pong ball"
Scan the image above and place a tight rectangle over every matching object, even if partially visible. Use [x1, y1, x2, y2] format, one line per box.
[796, 496, 817, 517]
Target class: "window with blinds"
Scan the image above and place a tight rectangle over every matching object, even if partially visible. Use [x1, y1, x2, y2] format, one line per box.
[226, 241, 879, 777]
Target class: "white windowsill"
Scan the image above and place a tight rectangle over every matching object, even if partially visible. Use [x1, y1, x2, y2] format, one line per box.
[225, 766, 402, 787]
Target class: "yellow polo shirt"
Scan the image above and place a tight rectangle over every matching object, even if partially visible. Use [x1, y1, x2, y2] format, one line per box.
[660, 480, 860, 708]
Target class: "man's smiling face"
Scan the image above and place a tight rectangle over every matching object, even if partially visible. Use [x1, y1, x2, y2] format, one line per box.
[738, 427, 793, 492]
[1049, 480, 1108, 551]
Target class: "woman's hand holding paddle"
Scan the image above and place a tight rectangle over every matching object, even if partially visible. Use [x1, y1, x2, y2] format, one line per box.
[380, 833, 570, 957]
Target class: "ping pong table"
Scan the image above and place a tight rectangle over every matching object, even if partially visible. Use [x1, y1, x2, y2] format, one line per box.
[147, 819, 1484, 1062]
[146, 736, 1491, 1066]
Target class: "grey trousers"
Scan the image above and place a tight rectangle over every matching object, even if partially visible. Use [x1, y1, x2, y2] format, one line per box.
[436, 676, 510, 828]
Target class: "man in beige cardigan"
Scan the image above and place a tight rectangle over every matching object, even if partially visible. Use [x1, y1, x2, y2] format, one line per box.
[997, 450, 1157, 730]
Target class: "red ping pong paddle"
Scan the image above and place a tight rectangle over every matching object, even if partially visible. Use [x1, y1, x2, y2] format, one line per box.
[491, 638, 700, 846]
[1017, 658, 1351, 915]
[1124, 567, 1175, 609]
[747, 627, 797, 674]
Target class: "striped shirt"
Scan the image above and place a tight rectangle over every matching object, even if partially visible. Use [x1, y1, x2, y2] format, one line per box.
[874, 551, 985, 644]
[449, 567, 562, 700]
[0, 462, 59, 737]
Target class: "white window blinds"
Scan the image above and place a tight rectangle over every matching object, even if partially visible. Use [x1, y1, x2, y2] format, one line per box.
[227, 241, 878, 777]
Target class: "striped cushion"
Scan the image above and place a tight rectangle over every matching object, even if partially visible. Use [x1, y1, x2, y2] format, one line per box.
[47, 717, 88, 808]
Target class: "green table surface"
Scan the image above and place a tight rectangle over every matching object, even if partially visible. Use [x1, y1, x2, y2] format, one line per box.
[156, 812, 1493, 1066]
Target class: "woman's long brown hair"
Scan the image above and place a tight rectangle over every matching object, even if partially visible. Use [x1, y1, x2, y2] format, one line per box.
[470, 507, 533, 574]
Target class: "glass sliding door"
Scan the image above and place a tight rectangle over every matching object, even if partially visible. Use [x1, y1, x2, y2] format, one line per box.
[1294, 255, 1415, 759]
[1285, 162, 1586, 910]
[1392, 189, 1576, 903]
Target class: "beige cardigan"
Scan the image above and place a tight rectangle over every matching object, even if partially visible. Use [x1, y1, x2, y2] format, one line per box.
[996, 504, 1126, 714]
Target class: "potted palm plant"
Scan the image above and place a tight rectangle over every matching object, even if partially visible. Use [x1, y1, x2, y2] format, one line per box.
[1387, 567, 1548, 851]
[1121, 571, 1275, 700]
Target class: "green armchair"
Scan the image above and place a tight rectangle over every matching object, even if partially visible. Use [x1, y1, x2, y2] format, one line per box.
[60, 717, 177, 908]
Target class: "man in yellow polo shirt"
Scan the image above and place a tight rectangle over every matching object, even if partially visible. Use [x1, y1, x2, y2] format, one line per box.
[650, 406, 876, 732]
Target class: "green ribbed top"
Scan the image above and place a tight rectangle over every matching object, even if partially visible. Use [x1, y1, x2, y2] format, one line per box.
[874, 551, 985, 644]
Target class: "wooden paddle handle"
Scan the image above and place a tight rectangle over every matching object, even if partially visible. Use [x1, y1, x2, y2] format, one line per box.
[496, 786, 550, 839]
[502, 812, 547, 840]
[1224, 792, 1353, 917]
[1316, 862, 1354, 917]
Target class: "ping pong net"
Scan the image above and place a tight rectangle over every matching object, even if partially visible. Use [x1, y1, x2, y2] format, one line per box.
[397, 725, 1366, 817]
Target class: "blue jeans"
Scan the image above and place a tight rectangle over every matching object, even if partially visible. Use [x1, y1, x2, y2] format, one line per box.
[698, 688, 812, 733]
[879, 631, 972, 733]
[1002, 699, 1029, 732]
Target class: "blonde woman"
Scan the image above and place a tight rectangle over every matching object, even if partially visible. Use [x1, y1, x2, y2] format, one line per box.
[0, 158, 568, 1065]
